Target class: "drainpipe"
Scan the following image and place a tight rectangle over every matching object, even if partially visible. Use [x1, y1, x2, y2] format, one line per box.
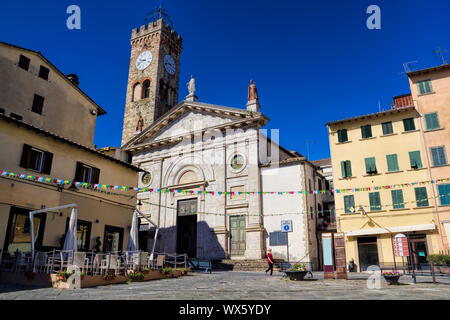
[413, 99, 445, 250]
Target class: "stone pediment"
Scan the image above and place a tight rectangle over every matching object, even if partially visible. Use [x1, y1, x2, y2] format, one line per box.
[123, 101, 268, 151]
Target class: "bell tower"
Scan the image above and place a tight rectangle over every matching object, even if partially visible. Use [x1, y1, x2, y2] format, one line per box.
[121, 6, 182, 146]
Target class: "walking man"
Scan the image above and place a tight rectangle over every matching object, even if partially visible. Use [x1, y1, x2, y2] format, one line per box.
[265, 248, 274, 275]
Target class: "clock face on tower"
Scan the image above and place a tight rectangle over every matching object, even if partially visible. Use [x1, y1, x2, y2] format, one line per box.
[164, 55, 176, 75]
[136, 51, 153, 70]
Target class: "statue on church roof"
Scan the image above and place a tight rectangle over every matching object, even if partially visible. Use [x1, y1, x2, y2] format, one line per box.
[187, 75, 196, 96]
[185, 75, 198, 102]
[246, 79, 260, 112]
[248, 79, 259, 102]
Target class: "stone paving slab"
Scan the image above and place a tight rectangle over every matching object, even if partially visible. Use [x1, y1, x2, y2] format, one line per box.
[0, 271, 449, 300]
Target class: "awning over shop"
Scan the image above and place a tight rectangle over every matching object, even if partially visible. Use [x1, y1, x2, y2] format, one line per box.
[345, 223, 436, 237]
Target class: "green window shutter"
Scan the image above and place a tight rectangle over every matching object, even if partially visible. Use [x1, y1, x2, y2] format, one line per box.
[369, 192, 381, 211]
[338, 129, 348, 143]
[438, 184, 450, 206]
[345, 161, 352, 177]
[341, 161, 346, 178]
[431, 147, 447, 166]
[386, 154, 399, 172]
[382, 122, 393, 135]
[418, 80, 432, 94]
[391, 190, 404, 209]
[344, 195, 355, 213]
[365, 157, 376, 174]
[415, 187, 429, 207]
[409, 151, 423, 169]
[361, 125, 372, 139]
[403, 118, 416, 131]
[425, 113, 440, 130]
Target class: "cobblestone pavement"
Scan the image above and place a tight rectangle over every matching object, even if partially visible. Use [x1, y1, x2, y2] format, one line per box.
[0, 271, 449, 300]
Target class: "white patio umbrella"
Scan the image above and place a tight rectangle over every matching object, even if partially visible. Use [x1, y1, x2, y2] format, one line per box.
[63, 207, 78, 252]
[126, 210, 139, 252]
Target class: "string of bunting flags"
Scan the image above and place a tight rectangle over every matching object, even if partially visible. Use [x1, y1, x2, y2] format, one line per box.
[2, 169, 450, 196]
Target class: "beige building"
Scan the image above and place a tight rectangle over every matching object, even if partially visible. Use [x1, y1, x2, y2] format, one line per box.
[408, 64, 450, 250]
[0, 42, 106, 147]
[327, 106, 441, 271]
[0, 42, 141, 256]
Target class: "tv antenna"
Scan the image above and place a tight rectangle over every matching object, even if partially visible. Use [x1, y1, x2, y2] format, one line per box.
[144, 4, 173, 27]
[398, 61, 418, 76]
[433, 46, 450, 65]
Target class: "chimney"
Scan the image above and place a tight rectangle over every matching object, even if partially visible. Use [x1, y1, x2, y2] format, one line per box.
[393, 93, 413, 109]
[67, 74, 79, 86]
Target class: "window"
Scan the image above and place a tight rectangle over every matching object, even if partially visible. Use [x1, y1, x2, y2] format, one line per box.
[5, 207, 45, 254]
[18, 55, 30, 71]
[382, 122, 393, 135]
[10, 113, 23, 121]
[74, 162, 100, 184]
[369, 192, 381, 211]
[364, 157, 377, 175]
[318, 203, 323, 218]
[415, 187, 429, 207]
[325, 180, 330, 190]
[142, 80, 150, 99]
[431, 146, 447, 167]
[310, 206, 314, 220]
[403, 118, 416, 132]
[344, 195, 355, 213]
[20, 144, 53, 174]
[361, 125, 372, 139]
[38, 66, 49, 80]
[386, 154, 399, 172]
[424, 112, 440, 130]
[418, 80, 433, 95]
[32, 94, 45, 114]
[230, 155, 245, 170]
[337, 129, 348, 143]
[103, 225, 124, 252]
[340, 160, 352, 178]
[409, 151, 423, 169]
[65, 219, 91, 251]
[438, 184, 450, 206]
[318, 179, 322, 191]
[391, 190, 405, 209]
[132, 83, 142, 102]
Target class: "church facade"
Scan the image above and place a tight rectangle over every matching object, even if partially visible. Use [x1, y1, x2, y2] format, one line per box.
[120, 15, 330, 267]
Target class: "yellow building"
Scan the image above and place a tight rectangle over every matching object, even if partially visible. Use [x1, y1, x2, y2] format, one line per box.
[0, 42, 141, 256]
[327, 106, 441, 271]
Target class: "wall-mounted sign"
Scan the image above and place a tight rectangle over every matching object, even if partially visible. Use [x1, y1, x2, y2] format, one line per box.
[281, 220, 293, 232]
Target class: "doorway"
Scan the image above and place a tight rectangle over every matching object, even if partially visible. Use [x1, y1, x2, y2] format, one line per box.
[230, 216, 246, 256]
[176, 199, 197, 258]
[408, 234, 428, 270]
[357, 236, 379, 271]
[103, 225, 124, 252]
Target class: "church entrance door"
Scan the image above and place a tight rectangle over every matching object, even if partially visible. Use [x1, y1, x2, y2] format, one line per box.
[176, 199, 198, 258]
[230, 216, 246, 256]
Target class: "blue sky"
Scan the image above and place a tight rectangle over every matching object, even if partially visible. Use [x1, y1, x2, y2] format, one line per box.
[1, 0, 450, 160]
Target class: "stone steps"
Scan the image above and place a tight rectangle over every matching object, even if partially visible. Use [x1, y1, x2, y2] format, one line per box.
[212, 259, 283, 272]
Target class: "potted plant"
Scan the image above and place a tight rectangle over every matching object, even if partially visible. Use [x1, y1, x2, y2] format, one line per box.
[383, 271, 402, 285]
[440, 255, 450, 275]
[142, 267, 151, 275]
[161, 267, 173, 275]
[127, 272, 145, 282]
[103, 272, 116, 281]
[284, 263, 308, 281]
[177, 268, 188, 275]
